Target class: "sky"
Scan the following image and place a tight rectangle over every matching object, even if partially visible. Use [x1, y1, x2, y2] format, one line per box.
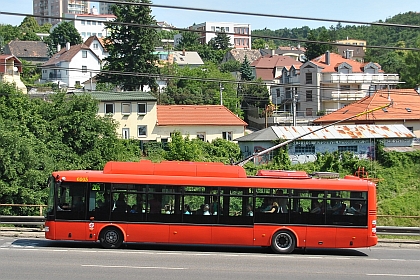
[0, 0, 419, 30]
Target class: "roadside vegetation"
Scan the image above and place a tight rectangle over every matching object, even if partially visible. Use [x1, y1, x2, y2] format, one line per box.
[0, 85, 418, 226]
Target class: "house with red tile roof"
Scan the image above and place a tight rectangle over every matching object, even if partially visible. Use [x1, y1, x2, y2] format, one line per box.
[156, 105, 247, 142]
[41, 42, 101, 88]
[0, 54, 27, 94]
[313, 88, 420, 141]
[83, 35, 108, 61]
[75, 91, 247, 142]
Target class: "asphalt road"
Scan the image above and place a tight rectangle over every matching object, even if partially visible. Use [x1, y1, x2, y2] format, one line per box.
[0, 235, 419, 280]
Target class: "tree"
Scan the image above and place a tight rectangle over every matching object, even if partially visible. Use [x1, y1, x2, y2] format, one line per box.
[160, 62, 242, 116]
[219, 60, 241, 73]
[241, 78, 269, 108]
[19, 17, 42, 41]
[304, 29, 333, 61]
[209, 29, 231, 50]
[98, 0, 159, 91]
[175, 30, 200, 51]
[401, 37, 420, 88]
[240, 55, 254, 81]
[46, 21, 82, 55]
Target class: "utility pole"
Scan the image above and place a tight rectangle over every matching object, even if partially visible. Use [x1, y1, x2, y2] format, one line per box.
[292, 92, 298, 126]
[219, 82, 224, 105]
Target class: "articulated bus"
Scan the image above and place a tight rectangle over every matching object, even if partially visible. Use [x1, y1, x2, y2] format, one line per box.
[45, 160, 377, 253]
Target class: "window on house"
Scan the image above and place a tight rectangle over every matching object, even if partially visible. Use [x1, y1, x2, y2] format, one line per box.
[105, 103, 114, 114]
[338, 146, 358, 153]
[137, 103, 146, 115]
[92, 21, 96, 25]
[81, 32, 86, 37]
[406, 126, 414, 132]
[305, 73, 312, 84]
[122, 103, 131, 115]
[82, 66, 87, 73]
[93, 43, 99, 49]
[82, 51, 87, 58]
[306, 90, 313, 102]
[295, 144, 315, 154]
[87, 21, 91, 25]
[197, 132, 206, 141]
[138, 125, 147, 137]
[75, 81, 80, 87]
[98, 33, 103, 37]
[276, 89, 281, 98]
[222, 131, 233, 141]
[306, 108, 313, 116]
[81, 20, 85, 25]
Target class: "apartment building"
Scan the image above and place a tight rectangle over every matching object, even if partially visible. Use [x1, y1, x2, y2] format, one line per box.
[62, 12, 116, 41]
[33, 0, 90, 25]
[174, 22, 252, 49]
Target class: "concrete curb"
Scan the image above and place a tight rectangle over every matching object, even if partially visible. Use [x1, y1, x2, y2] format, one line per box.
[0, 227, 419, 248]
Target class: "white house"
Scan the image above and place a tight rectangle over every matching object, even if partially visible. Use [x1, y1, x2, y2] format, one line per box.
[41, 43, 101, 88]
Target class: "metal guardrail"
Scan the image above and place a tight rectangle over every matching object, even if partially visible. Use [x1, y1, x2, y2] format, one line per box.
[0, 216, 419, 236]
[377, 226, 420, 236]
[0, 215, 45, 226]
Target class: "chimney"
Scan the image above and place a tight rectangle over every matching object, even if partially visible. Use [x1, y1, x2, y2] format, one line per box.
[271, 49, 275, 56]
[57, 44, 61, 52]
[182, 49, 185, 56]
[297, 43, 300, 49]
[325, 51, 330, 65]
[66, 42, 70, 51]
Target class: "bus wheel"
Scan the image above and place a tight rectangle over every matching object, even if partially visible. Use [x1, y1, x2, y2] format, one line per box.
[100, 227, 123, 249]
[271, 230, 295, 254]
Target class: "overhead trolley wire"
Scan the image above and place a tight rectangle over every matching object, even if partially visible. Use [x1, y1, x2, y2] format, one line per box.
[1, 11, 420, 52]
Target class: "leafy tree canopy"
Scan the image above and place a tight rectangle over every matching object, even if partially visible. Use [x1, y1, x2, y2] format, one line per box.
[45, 21, 82, 55]
[98, 0, 159, 91]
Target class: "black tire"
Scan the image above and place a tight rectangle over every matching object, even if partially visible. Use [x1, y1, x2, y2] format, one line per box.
[271, 230, 295, 254]
[100, 227, 123, 249]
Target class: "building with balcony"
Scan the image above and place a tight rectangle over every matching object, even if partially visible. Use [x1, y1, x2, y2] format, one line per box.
[33, 0, 90, 25]
[174, 22, 251, 50]
[40, 42, 101, 88]
[274, 51, 400, 125]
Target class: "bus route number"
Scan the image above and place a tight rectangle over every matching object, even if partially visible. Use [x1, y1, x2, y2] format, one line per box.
[76, 177, 88, 182]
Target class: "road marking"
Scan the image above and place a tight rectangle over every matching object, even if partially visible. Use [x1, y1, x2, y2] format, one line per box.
[82, 264, 186, 270]
[367, 274, 420, 277]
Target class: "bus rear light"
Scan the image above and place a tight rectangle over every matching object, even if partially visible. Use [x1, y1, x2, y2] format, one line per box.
[371, 219, 377, 235]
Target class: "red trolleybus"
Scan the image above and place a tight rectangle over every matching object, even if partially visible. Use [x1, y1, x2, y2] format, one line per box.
[45, 160, 377, 253]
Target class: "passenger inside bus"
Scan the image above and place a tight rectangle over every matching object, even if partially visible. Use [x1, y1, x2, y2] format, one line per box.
[72, 196, 84, 211]
[210, 195, 220, 215]
[310, 201, 322, 214]
[264, 201, 279, 213]
[275, 190, 288, 213]
[114, 193, 128, 212]
[259, 198, 272, 212]
[149, 194, 161, 214]
[203, 204, 211, 215]
[246, 204, 253, 216]
[183, 204, 192, 214]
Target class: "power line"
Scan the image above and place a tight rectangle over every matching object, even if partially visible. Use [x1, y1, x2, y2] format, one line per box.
[1, 11, 420, 52]
[96, 0, 420, 30]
